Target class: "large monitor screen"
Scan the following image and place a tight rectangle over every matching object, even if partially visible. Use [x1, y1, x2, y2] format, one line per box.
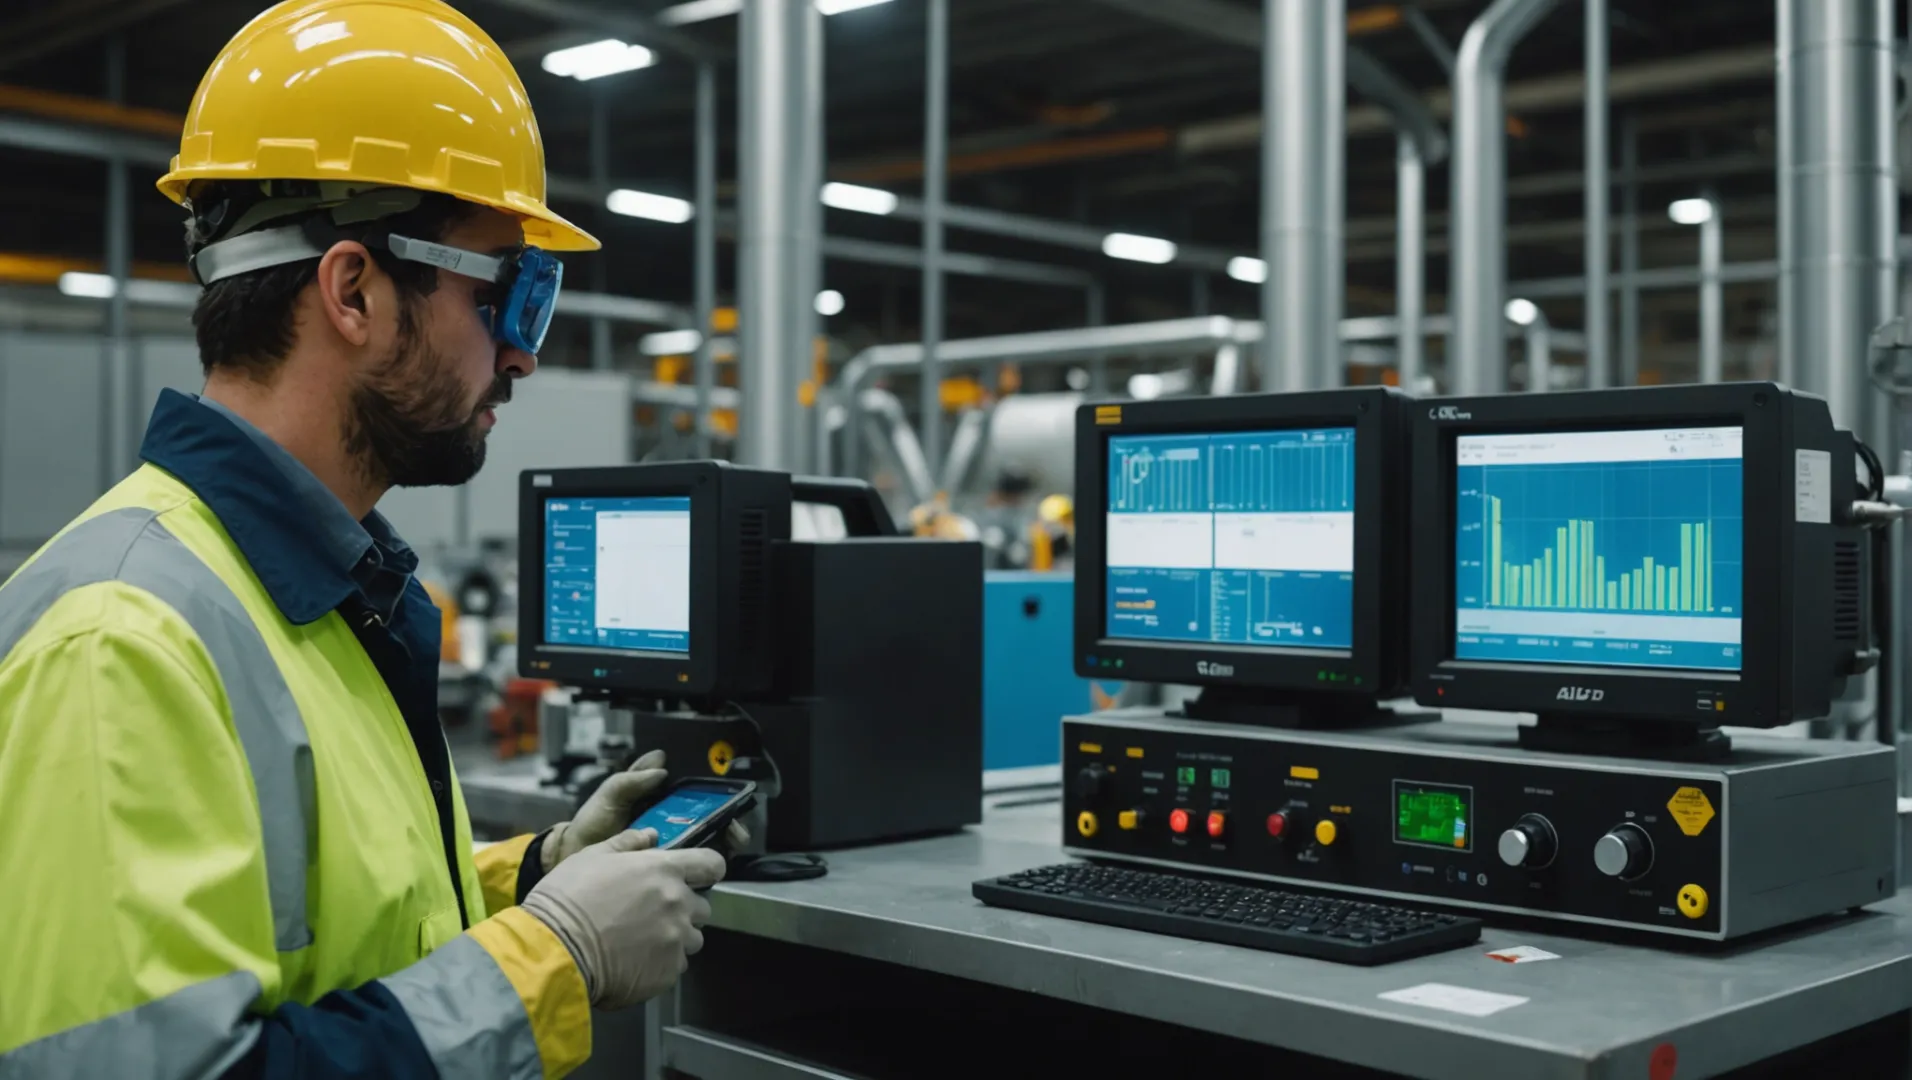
[544, 496, 691, 653]
[1104, 427, 1354, 650]
[1452, 426, 1743, 672]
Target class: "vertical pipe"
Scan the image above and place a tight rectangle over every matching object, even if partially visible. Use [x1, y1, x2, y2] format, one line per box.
[1450, 0, 1564, 395]
[588, 92, 613, 372]
[1619, 111, 1641, 386]
[1191, 272, 1210, 317]
[921, 0, 948, 482]
[1526, 316, 1552, 393]
[1778, 0, 1898, 444]
[104, 35, 131, 485]
[1774, 8, 1796, 389]
[1583, 0, 1611, 389]
[796, 0, 825, 473]
[693, 61, 717, 459]
[1262, 0, 1345, 392]
[1086, 284, 1107, 393]
[1699, 208, 1724, 383]
[738, 0, 816, 469]
[1395, 132, 1425, 392]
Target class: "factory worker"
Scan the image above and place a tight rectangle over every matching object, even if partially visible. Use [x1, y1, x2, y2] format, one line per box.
[0, 2, 731, 1077]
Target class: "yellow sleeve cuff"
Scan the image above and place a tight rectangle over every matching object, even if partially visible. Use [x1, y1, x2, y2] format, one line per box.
[475, 832, 536, 916]
[469, 907, 593, 1080]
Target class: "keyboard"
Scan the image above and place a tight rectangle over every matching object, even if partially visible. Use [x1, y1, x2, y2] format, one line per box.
[973, 862, 1483, 965]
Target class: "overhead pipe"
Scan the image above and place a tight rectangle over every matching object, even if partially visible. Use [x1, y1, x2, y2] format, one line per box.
[1583, 0, 1610, 389]
[1263, 0, 1345, 392]
[1449, 0, 1564, 395]
[1777, 0, 1898, 446]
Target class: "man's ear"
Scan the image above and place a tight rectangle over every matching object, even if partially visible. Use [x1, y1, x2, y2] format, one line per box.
[315, 241, 375, 347]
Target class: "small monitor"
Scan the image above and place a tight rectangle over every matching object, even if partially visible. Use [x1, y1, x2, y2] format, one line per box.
[1073, 388, 1412, 718]
[519, 462, 790, 701]
[1410, 383, 1865, 753]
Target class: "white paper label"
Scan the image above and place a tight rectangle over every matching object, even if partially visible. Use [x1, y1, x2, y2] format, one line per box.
[1485, 945, 1561, 964]
[1795, 449, 1831, 524]
[1378, 982, 1529, 1017]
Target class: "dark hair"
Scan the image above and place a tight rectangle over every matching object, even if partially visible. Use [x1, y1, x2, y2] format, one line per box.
[188, 184, 478, 378]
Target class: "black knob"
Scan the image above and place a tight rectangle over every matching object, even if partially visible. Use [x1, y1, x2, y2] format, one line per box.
[1496, 813, 1558, 869]
[1594, 824, 1654, 880]
[1073, 765, 1108, 802]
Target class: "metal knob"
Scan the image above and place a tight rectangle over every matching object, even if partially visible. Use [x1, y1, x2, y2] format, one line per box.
[1496, 813, 1558, 869]
[1593, 824, 1653, 880]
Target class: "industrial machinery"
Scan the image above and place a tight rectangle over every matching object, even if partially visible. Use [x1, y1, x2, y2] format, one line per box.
[518, 462, 982, 851]
[1049, 383, 1897, 943]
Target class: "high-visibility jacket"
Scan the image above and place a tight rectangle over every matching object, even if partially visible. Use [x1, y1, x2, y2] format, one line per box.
[0, 392, 588, 1079]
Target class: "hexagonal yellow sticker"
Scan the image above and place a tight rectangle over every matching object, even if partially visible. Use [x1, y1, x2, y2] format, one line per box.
[1666, 786, 1716, 837]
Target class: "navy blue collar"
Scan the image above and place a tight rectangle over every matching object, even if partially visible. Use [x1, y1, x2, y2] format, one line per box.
[140, 389, 410, 626]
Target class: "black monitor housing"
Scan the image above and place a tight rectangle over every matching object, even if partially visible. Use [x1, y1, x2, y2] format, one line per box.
[1072, 387, 1413, 727]
[518, 461, 790, 707]
[1408, 382, 1871, 760]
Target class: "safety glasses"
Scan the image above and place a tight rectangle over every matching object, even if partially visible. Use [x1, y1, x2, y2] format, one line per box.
[387, 235, 564, 355]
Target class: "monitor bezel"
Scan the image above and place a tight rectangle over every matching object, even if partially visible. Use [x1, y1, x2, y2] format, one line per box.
[1408, 383, 1788, 723]
[1073, 387, 1403, 692]
[518, 462, 721, 696]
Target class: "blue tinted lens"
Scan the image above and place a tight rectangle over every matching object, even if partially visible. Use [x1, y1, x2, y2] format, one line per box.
[495, 248, 562, 354]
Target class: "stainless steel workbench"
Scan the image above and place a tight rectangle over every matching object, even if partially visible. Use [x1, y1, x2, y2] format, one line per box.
[651, 799, 1912, 1080]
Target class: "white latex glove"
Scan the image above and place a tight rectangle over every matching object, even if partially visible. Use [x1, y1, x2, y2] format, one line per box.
[520, 828, 729, 1010]
[543, 749, 670, 873]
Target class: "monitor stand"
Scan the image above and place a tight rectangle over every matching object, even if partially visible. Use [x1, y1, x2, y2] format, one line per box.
[1172, 685, 1422, 730]
[1517, 714, 1732, 762]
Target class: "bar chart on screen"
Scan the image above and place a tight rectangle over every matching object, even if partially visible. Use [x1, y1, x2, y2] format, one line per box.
[1452, 427, 1744, 671]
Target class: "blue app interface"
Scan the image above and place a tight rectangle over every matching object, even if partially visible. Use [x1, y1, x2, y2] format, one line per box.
[630, 786, 737, 847]
[544, 496, 691, 653]
[1104, 427, 1355, 651]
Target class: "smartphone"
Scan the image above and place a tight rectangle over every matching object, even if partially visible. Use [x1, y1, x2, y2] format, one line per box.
[628, 777, 757, 850]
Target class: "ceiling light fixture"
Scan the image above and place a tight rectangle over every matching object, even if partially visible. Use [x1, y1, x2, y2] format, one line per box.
[541, 39, 655, 81]
[1101, 233, 1178, 265]
[606, 188, 694, 224]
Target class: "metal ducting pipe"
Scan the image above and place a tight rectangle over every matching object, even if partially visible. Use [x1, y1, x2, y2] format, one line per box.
[1778, 0, 1898, 446]
[1262, 0, 1345, 392]
[1396, 132, 1425, 391]
[737, 0, 822, 469]
[1449, 0, 1564, 395]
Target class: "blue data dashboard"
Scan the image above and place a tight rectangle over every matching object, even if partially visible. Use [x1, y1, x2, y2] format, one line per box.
[1104, 427, 1354, 651]
[544, 496, 692, 654]
[1452, 427, 1743, 672]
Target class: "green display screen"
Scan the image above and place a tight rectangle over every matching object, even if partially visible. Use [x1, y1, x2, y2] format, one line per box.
[1394, 782, 1472, 851]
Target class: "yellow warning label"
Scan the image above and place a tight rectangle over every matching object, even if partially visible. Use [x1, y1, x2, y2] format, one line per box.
[708, 740, 735, 776]
[1666, 786, 1716, 837]
[1094, 405, 1123, 425]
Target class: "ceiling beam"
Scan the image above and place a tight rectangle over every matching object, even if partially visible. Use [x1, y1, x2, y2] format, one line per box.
[468, 0, 724, 63]
[0, 0, 198, 72]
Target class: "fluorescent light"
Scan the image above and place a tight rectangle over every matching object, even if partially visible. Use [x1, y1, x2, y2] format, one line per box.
[1127, 373, 1164, 400]
[1504, 298, 1540, 326]
[1667, 197, 1715, 225]
[606, 188, 694, 224]
[58, 272, 116, 298]
[542, 39, 655, 81]
[659, 0, 889, 24]
[815, 289, 845, 317]
[821, 182, 898, 216]
[1227, 256, 1266, 284]
[641, 329, 704, 355]
[1101, 233, 1177, 265]
[656, 0, 741, 26]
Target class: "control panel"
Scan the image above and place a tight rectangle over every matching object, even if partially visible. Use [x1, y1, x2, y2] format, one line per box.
[1063, 716, 1727, 937]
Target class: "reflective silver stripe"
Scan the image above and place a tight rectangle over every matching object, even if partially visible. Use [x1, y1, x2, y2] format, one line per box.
[382, 935, 541, 1080]
[0, 971, 262, 1080]
[0, 506, 315, 951]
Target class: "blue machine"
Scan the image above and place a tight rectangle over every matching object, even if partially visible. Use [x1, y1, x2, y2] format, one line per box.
[983, 571, 1120, 769]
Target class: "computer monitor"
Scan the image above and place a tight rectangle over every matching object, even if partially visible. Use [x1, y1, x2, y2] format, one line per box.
[1408, 383, 1868, 757]
[518, 461, 791, 702]
[1072, 387, 1412, 723]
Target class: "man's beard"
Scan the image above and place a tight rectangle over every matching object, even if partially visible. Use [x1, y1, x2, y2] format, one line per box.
[345, 307, 511, 489]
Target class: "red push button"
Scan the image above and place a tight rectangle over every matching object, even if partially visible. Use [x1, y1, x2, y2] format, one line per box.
[1266, 812, 1288, 838]
[1169, 808, 1191, 834]
[1207, 811, 1228, 838]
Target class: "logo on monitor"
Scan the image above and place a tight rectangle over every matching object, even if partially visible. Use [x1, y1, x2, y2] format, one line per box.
[1556, 686, 1605, 702]
[1196, 661, 1236, 678]
[1429, 406, 1473, 421]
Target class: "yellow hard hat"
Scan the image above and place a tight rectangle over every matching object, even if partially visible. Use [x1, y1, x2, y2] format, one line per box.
[1038, 493, 1075, 528]
[157, 0, 599, 252]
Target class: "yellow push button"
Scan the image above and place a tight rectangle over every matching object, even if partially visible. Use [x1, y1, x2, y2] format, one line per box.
[1077, 811, 1100, 838]
[1118, 810, 1140, 831]
[1314, 819, 1338, 846]
[1677, 883, 1709, 920]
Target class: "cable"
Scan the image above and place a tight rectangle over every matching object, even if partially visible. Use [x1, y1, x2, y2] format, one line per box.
[1857, 438, 1886, 502]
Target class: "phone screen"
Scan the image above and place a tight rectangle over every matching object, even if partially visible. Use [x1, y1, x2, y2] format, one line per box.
[630, 785, 741, 848]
